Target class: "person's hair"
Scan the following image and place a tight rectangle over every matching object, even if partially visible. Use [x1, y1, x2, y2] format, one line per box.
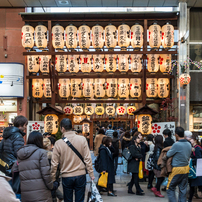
[124, 131, 131, 138]
[77, 130, 82, 134]
[147, 134, 154, 142]
[43, 132, 51, 137]
[113, 131, 118, 138]
[175, 126, 184, 138]
[43, 138, 51, 150]
[102, 136, 112, 147]
[191, 133, 200, 145]
[113, 126, 116, 130]
[108, 125, 112, 129]
[133, 131, 141, 137]
[48, 136, 56, 146]
[27, 131, 43, 148]
[13, 115, 28, 128]
[60, 118, 72, 131]
[99, 129, 105, 135]
[154, 135, 163, 151]
[163, 129, 171, 137]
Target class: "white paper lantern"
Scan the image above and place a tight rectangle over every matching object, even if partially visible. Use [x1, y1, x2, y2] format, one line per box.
[159, 54, 171, 73]
[138, 114, 152, 135]
[68, 55, 79, 73]
[131, 54, 142, 73]
[162, 23, 174, 49]
[65, 25, 77, 49]
[95, 106, 105, 116]
[106, 106, 116, 116]
[105, 24, 117, 49]
[84, 106, 94, 116]
[147, 54, 160, 73]
[93, 54, 104, 72]
[131, 24, 143, 49]
[35, 24, 47, 49]
[78, 25, 91, 50]
[82, 79, 93, 98]
[32, 79, 43, 98]
[71, 79, 81, 98]
[21, 25, 34, 49]
[158, 78, 170, 98]
[80, 54, 92, 73]
[116, 106, 126, 116]
[130, 78, 141, 98]
[149, 23, 162, 49]
[105, 54, 117, 72]
[146, 78, 158, 98]
[94, 78, 105, 98]
[74, 106, 83, 115]
[44, 114, 58, 134]
[44, 79, 52, 98]
[106, 78, 117, 97]
[127, 106, 136, 115]
[118, 78, 129, 98]
[118, 54, 129, 73]
[27, 55, 40, 73]
[55, 54, 67, 73]
[92, 25, 104, 49]
[83, 123, 90, 133]
[52, 25, 64, 49]
[63, 106, 73, 115]
[58, 79, 70, 98]
[40, 55, 51, 74]
[118, 24, 130, 48]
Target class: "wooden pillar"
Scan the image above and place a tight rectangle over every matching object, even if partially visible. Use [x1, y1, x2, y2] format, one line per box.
[90, 121, 93, 150]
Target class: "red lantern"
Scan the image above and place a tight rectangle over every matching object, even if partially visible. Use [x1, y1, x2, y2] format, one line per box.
[179, 73, 191, 85]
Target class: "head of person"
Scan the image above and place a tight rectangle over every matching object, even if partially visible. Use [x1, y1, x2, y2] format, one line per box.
[77, 130, 82, 135]
[98, 129, 105, 135]
[133, 135, 141, 144]
[43, 132, 51, 138]
[60, 118, 72, 133]
[113, 131, 118, 138]
[108, 125, 112, 129]
[163, 129, 172, 138]
[113, 126, 116, 130]
[13, 115, 28, 132]
[154, 135, 163, 150]
[190, 133, 200, 146]
[175, 126, 184, 141]
[102, 136, 112, 148]
[124, 131, 131, 138]
[194, 44, 202, 56]
[43, 137, 51, 151]
[184, 130, 192, 141]
[147, 134, 154, 142]
[27, 131, 43, 148]
[48, 136, 56, 149]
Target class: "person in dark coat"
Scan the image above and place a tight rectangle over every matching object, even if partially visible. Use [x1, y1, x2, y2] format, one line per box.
[127, 135, 144, 195]
[163, 129, 174, 148]
[99, 137, 116, 197]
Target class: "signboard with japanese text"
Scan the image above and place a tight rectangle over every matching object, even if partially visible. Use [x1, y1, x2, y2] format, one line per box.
[152, 122, 175, 137]
[27, 121, 45, 139]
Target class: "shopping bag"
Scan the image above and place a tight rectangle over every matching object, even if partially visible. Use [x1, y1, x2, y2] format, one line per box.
[138, 161, 143, 179]
[188, 159, 197, 179]
[98, 172, 108, 188]
[162, 177, 168, 186]
[88, 181, 103, 202]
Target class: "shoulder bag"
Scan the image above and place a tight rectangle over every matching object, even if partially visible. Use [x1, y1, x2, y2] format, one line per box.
[122, 147, 132, 161]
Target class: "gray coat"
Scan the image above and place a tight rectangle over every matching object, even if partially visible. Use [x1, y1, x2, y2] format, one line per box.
[17, 144, 53, 202]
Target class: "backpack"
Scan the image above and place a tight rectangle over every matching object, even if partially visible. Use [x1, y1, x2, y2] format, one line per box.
[147, 153, 154, 171]
[94, 154, 101, 173]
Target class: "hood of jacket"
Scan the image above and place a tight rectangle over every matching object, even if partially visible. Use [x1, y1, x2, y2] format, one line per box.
[17, 144, 39, 160]
[147, 141, 154, 146]
[3, 126, 25, 139]
[123, 136, 133, 142]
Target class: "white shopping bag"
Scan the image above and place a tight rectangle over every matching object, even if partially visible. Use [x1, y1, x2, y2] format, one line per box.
[88, 180, 103, 202]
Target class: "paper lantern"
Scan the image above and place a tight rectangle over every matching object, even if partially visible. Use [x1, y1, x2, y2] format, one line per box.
[105, 24, 117, 49]
[162, 23, 174, 49]
[39, 55, 51, 74]
[58, 79, 70, 98]
[85, 106, 94, 116]
[127, 106, 136, 115]
[131, 54, 142, 73]
[63, 106, 73, 115]
[130, 78, 141, 98]
[78, 25, 90, 50]
[93, 54, 104, 73]
[21, 25, 34, 49]
[95, 106, 105, 116]
[80, 54, 92, 73]
[73, 116, 79, 123]
[118, 54, 129, 73]
[105, 54, 117, 72]
[118, 24, 130, 48]
[83, 122, 90, 134]
[138, 114, 152, 135]
[74, 106, 83, 115]
[146, 78, 158, 98]
[106, 78, 117, 97]
[179, 73, 191, 85]
[44, 79, 52, 98]
[94, 78, 105, 98]
[92, 25, 104, 49]
[55, 54, 67, 73]
[65, 25, 77, 49]
[147, 54, 160, 73]
[106, 106, 115, 116]
[32, 79, 43, 98]
[82, 79, 93, 98]
[52, 25, 64, 49]
[159, 54, 171, 73]
[149, 23, 162, 49]
[116, 106, 126, 116]
[158, 78, 170, 98]
[27, 55, 40, 73]
[35, 24, 47, 49]
[68, 55, 79, 73]
[118, 78, 129, 98]
[131, 24, 143, 49]
[44, 114, 58, 134]
[71, 79, 81, 98]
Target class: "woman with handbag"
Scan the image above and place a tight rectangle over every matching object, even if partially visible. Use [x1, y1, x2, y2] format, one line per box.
[127, 135, 144, 195]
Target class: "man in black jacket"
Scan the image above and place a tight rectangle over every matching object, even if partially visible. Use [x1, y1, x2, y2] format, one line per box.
[163, 129, 174, 148]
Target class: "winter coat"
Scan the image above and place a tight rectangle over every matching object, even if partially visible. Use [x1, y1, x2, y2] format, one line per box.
[145, 141, 154, 169]
[99, 144, 115, 184]
[112, 137, 121, 157]
[93, 134, 106, 156]
[164, 137, 174, 148]
[121, 136, 133, 151]
[0, 126, 25, 158]
[153, 146, 163, 171]
[128, 144, 143, 174]
[140, 141, 149, 162]
[17, 144, 53, 202]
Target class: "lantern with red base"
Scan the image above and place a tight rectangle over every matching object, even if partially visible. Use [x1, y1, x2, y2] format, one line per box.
[118, 24, 130, 48]
[93, 54, 104, 73]
[56, 54, 67, 73]
[44, 114, 58, 134]
[65, 25, 77, 50]
[131, 54, 142, 73]
[68, 55, 79, 73]
[106, 106, 115, 116]
[80, 55, 92, 73]
[149, 23, 162, 49]
[32, 79, 43, 98]
[58, 79, 70, 98]
[130, 78, 141, 98]
[179, 73, 191, 86]
[146, 78, 158, 98]
[92, 25, 104, 49]
[94, 78, 105, 98]
[118, 78, 129, 98]
[71, 79, 81, 98]
[159, 54, 171, 73]
[116, 106, 126, 116]
[127, 106, 136, 115]
[158, 78, 170, 98]
[27, 55, 40, 73]
[78, 25, 91, 50]
[105, 24, 117, 49]
[52, 24, 64, 49]
[44, 79, 52, 98]
[82, 79, 93, 98]
[21, 24, 34, 49]
[35, 24, 47, 49]
[40, 55, 51, 74]
[147, 54, 160, 73]
[63, 106, 73, 115]
[162, 23, 174, 49]
[74, 106, 83, 115]
[118, 54, 129, 73]
[105, 54, 117, 72]
[131, 24, 143, 49]
[106, 78, 117, 98]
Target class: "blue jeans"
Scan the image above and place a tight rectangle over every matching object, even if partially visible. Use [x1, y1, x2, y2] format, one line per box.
[122, 157, 128, 173]
[62, 174, 86, 202]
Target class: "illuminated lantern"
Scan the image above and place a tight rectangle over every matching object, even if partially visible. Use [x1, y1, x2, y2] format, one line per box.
[21, 24, 34, 49]
[147, 54, 160, 73]
[68, 55, 79, 73]
[130, 78, 141, 98]
[106, 78, 117, 97]
[131, 54, 142, 73]
[71, 79, 81, 98]
[35, 24, 47, 49]
[138, 114, 152, 135]
[158, 78, 170, 98]
[92, 25, 104, 49]
[80, 55, 92, 73]
[105, 54, 117, 72]
[44, 79, 52, 98]
[106, 106, 115, 116]
[118, 54, 129, 73]
[118, 78, 129, 98]
[162, 23, 174, 49]
[73, 116, 79, 123]
[40, 55, 51, 74]
[52, 24, 64, 49]
[44, 114, 58, 134]
[94, 78, 105, 98]
[127, 106, 136, 116]
[179, 73, 191, 85]
[65, 25, 77, 49]
[27, 55, 40, 73]
[95, 106, 105, 116]
[78, 25, 91, 50]
[83, 122, 90, 133]
[116, 106, 126, 116]
[32, 79, 43, 98]
[82, 79, 93, 98]
[56, 54, 67, 73]
[58, 79, 70, 98]
[159, 54, 171, 73]
[105, 24, 117, 49]
[146, 78, 158, 98]
[118, 24, 130, 48]
[63, 106, 73, 115]
[74, 106, 83, 115]
[84, 106, 94, 116]
[93, 54, 104, 72]
[131, 24, 143, 49]
[149, 23, 162, 48]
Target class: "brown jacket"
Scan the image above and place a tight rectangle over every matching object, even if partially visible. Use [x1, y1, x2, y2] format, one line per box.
[93, 134, 106, 156]
[157, 146, 173, 177]
[51, 131, 94, 180]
